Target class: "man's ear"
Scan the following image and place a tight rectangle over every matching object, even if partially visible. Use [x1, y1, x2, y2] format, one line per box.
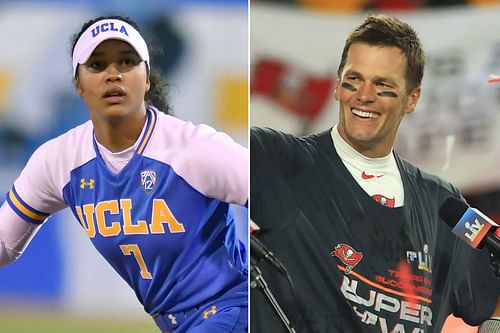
[405, 87, 421, 114]
[145, 75, 150, 92]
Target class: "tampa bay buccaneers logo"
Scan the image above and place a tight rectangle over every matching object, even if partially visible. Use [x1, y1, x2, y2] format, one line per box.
[371, 194, 395, 208]
[331, 244, 363, 275]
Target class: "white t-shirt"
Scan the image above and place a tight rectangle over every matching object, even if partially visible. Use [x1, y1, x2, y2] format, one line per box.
[331, 125, 404, 208]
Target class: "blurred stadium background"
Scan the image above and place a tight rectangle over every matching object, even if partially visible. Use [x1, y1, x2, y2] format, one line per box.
[250, 0, 500, 332]
[0, 0, 247, 332]
[3, 0, 500, 331]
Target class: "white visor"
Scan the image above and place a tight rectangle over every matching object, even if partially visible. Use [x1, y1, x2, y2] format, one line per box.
[72, 19, 150, 78]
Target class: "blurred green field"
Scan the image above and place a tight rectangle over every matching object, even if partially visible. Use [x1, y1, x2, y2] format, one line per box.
[0, 310, 158, 333]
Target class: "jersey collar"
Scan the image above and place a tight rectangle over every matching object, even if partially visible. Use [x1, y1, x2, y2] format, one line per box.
[136, 106, 157, 155]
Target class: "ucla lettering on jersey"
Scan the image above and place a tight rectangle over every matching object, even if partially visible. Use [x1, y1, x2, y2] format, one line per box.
[6, 106, 248, 316]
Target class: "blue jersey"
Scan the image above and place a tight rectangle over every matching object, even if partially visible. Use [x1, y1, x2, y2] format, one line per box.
[6, 107, 248, 315]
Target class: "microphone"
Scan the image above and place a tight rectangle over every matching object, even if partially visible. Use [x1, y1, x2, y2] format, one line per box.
[439, 197, 500, 255]
[251, 234, 287, 275]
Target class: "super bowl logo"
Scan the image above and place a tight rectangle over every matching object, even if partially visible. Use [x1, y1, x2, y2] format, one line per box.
[406, 244, 432, 273]
[141, 170, 156, 195]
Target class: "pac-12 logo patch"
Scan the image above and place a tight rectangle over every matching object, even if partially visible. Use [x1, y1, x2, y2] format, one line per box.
[141, 170, 156, 195]
[331, 243, 363, 275]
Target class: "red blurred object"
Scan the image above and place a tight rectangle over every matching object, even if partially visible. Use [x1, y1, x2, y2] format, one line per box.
[251, 57, 335, 121]
[397, 260, 417, 306]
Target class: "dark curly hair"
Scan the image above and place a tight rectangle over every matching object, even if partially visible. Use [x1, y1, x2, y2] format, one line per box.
[71, 15, 170, 114]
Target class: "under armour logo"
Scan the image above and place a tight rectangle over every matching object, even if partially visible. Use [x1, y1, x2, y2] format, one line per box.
[203, 305, 217, 319]
[80, 178, 95, 190]
[167, 314, 177, 325]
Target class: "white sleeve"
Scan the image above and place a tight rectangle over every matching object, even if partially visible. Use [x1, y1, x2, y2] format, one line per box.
[0, 202, 41, 267]
[8, 139, 68, 224]
[9, 122, 97, 220]
[185, 126, 248, 206]
[146, 116, 249, 206]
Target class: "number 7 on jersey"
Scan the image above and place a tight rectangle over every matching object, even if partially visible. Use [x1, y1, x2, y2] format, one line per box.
[119, 244, 153, 279]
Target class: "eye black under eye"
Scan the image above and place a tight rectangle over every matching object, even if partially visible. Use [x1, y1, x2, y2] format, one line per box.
[377, 91, 398, 98]
[341, 82, 357, 92]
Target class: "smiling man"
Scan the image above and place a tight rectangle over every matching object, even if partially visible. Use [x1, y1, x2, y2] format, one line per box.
[250, 14, 500, 333]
